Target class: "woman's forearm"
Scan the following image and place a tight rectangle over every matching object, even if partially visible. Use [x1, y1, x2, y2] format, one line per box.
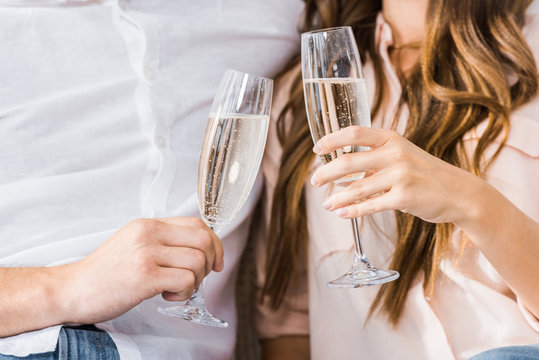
[455, 178, 539, 318]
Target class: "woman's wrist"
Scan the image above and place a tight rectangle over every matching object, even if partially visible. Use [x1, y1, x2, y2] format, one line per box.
[450, 172, 519, 250]
[448, 171, 539, 318]
[449, 171, 497, 243]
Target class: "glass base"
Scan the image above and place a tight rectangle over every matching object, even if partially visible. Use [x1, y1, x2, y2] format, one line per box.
[157, 304, 229, 328]
[327, 268, 399, 288]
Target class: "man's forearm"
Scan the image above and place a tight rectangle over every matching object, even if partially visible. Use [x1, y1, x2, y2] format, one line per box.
[0, 266, 69, 337]
[0, 217, 225, 338]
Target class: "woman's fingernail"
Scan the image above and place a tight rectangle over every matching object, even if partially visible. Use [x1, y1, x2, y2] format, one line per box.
[310, 174, 318, 186]
[323, 198, 332, 209]
[313, 141, 322, 154]
[336, 208, 349, 217]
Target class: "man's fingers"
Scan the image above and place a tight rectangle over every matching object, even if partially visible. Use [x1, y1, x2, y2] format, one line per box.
[162, 291, 190, 302]
[155, 218, 224, 272]
[155, 247, 209, 288]
[157, 267, 196, 300]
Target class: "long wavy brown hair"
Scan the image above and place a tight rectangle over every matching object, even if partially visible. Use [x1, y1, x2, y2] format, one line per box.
[262, 0, 538, 325]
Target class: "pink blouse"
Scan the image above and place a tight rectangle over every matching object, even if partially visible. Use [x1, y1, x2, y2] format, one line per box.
[255, 13, 539, 360]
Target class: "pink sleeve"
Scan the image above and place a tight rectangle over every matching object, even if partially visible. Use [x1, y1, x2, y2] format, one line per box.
[478, 114, 539, 222]
[479, 13, 539, 224]
[463, 10, 539, 221]
[254, 66, 310, 339]
[464, 12, 539, 224]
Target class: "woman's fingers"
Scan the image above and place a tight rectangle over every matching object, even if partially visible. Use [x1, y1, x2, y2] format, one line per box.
[332, 191, 397, 219]
[313, 126, 393, 155]
[312, 126, 473, 225]
[323, 171, 393, 211]
[312, 129, 415, 187]
[311, 149, 390, 186]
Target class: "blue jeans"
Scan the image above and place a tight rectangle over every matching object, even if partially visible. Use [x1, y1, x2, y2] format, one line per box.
[0, 325, 120, 360]
[471, 344, 539, 360]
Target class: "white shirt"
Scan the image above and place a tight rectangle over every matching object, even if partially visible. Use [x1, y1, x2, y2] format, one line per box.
[0, 0, 303, 358]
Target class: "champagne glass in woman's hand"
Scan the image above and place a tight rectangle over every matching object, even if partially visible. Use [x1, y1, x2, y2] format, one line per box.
[158, 69, 272, 327]
[301, 26, 399, 287]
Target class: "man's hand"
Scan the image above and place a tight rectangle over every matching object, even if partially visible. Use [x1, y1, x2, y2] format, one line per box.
[54, 217, 223, 325]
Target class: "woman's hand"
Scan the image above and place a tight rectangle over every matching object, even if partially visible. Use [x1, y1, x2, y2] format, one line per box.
[311, 125, 539, 318]
[310, 126, 481, 225]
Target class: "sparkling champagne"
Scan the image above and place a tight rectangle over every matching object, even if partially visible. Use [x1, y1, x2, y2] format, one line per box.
[198, 113, 269, 227]
[300, 26, 399, 288]
[303, 78, 371, 164]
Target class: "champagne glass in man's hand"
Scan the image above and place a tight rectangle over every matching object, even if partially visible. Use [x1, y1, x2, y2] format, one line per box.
[158, 69, 272, 327]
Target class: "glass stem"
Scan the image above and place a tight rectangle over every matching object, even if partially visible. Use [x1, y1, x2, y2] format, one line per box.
[183, 279, 208, 311]
[350, 218, 373, 269]
[183, 223, 215, 310]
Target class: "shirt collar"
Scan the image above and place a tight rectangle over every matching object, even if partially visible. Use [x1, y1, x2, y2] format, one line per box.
[375, 12, 395, 52]
[374, 12, 402, 91]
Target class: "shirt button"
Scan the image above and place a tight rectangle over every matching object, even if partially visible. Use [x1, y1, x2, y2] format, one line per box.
[155, 135, 167, 148]
[144, 66, 157, 82]
[143, 209, 155, 218]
